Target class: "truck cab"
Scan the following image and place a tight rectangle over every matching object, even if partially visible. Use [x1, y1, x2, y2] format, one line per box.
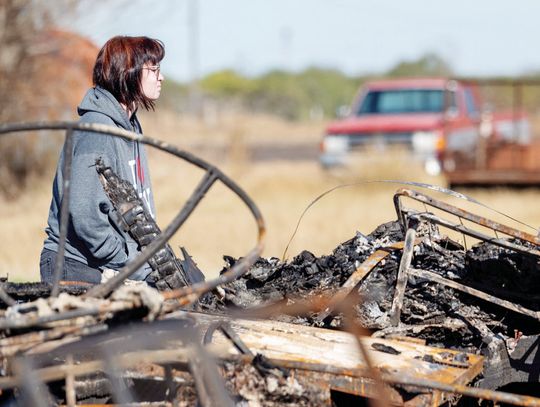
[320, 78, 485, 175]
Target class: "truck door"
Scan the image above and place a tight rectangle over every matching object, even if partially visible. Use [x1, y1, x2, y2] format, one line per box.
[444, 82, 481, 165]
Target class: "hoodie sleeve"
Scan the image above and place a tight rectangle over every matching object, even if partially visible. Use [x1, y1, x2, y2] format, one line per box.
[69, 136, 128, 268]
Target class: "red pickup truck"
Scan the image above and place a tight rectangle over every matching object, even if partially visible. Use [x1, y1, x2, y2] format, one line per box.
[320, 78, 531, 177]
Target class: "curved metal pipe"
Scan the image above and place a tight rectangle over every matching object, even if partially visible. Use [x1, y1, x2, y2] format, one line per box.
[0, 121, 265, 300]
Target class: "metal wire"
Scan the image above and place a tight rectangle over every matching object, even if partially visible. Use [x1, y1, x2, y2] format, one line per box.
[281, 179, 537, 261]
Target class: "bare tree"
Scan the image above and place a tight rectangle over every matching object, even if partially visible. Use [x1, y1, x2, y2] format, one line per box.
[0, 0, 95, 198]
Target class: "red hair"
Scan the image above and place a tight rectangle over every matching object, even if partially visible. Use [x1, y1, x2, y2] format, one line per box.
[93, 36, 164, 111]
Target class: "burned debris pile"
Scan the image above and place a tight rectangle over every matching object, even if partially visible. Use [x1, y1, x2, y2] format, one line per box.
[202, 220, 540, 352]
[197, 188, 540, 395]
[1, 192, 540, 405]
[4, 122, 540, 405]
[1, 188, 540, 405]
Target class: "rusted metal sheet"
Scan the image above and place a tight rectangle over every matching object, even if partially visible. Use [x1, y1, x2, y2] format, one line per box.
[447, 169, 540, 186]
[446, 140, 540, 186]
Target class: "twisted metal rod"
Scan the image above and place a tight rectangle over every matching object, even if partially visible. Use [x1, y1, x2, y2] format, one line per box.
[0, 121, 265, 302]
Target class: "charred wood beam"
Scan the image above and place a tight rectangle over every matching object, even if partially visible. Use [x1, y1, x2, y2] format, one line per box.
[0, 282, 15, 306]
[95, 157, 192, 290]
[177, 311, 485, 405]
[390, 227, 418, 326]
[87, 169, 218, 297]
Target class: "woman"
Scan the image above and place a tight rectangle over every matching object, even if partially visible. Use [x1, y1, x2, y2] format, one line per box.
[40, 36, 164, 284]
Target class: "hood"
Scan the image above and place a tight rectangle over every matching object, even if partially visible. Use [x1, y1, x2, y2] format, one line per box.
[77, 87, 132, 130]
[326, 113, 443, 134]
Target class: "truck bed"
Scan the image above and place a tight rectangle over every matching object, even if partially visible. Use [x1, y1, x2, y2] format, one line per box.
[445, 141, 540, 186]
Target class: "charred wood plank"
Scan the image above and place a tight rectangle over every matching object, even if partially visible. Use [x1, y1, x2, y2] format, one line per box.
[0, 282, 15, 307]
[95, 158, 194, 290]
[317, 239, 421, 322]
[167, 311, 484, 405]
[389, 227, 417, 326]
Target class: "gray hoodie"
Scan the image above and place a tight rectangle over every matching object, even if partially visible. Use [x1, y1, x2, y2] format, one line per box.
[43, 87, 155, 280]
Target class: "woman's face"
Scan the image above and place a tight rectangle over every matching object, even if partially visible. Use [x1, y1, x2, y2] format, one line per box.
[141, 63, 163, 101]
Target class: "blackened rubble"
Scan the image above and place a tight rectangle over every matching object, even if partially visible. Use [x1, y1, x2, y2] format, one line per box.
[201, 221, 406, 312]
[200, 220, 540, 353]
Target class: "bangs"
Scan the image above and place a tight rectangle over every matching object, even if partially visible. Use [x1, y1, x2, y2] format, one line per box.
[143, 38, 165, 65]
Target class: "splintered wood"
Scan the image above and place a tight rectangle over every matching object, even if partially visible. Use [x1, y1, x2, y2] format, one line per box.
[178, 311, 484, 406]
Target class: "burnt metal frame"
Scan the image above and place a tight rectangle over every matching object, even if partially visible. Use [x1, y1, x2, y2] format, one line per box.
[0, 121, 266, 303]
[391, 187, 540, 323]
[394, 188, 540, 257]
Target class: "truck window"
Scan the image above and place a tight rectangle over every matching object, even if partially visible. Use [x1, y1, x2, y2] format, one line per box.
[357, 89, 446, 115]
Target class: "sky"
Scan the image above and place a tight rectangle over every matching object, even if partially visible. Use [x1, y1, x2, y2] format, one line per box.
[66, 0, 540, 83]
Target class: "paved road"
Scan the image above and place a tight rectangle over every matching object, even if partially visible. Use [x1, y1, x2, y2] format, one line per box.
[188, 141, 320, 163]
[248, 142, 319, 162]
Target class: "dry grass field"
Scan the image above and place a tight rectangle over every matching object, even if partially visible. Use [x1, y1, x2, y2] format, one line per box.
[2, 110, 540, 282]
